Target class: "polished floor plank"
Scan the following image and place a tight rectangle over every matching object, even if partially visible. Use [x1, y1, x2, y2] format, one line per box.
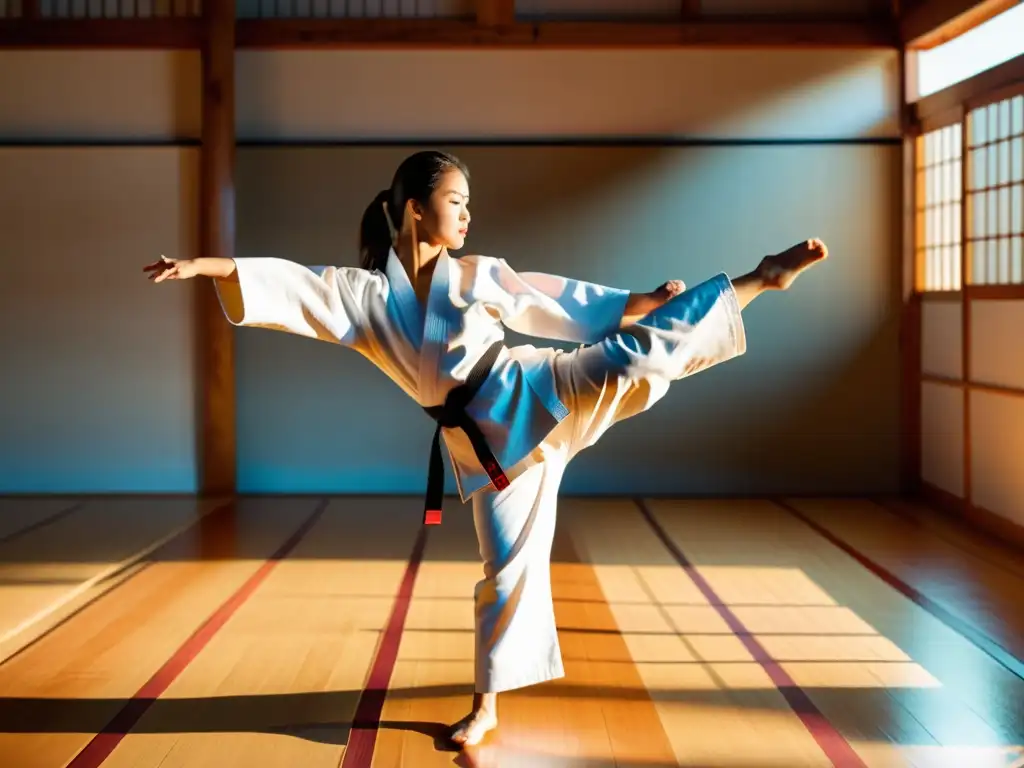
[567, 498, 834, 768]
[780, 497, 1024, 761]
[371, 499, 488, 768]
[872, 496, 1024, 640]
[551, 498, 713, 768]
[786, 497, 1024, 665]
[101, 496, 423, 768]
[373, 496, 680, 768]
[3, 495, 1024, 768]
[645, 497, 1024, 768]
[0, 497, 322, 768]
[0, 497, 217, 654]
[877, 497, 1024, 582]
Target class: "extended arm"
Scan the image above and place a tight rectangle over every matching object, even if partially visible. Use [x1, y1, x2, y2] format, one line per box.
[144, 255, 380, 348]
[144, 255, 238, 282]
[192, 257, 239, 281]
[493, 257, 685, 343]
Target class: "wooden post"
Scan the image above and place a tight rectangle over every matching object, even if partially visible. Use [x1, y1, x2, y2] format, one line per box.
[198, 0, 236, 498]
[476, 0, 515, 27]
[959, 115, 971, 518]
[898, 21, 920, 496]
[901, 131, 922, 495]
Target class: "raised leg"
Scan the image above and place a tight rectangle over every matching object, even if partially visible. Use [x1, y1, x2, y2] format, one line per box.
[554, 239, 829, 458]
[449, 239, 829, 748]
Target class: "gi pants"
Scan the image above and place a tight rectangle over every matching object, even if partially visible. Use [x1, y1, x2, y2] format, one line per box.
[471, 273, 746, 692]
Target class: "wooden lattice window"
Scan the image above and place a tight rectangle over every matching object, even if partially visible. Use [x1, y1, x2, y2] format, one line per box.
[966, 94, 1024, 285]
[916, 124, 963, 291]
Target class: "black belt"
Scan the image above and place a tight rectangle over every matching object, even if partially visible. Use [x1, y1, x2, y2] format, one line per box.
[421, 341, 509, 525]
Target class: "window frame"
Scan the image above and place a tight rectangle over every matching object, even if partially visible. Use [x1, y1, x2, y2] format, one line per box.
[909, 52, 1024, 298]
[903, 33, 1024, 520]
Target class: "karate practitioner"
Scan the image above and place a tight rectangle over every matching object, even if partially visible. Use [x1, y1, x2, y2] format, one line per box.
[144, 150, 827, 748]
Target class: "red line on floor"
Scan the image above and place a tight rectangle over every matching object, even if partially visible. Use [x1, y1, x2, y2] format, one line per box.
[776, 497, 1024, 683]
[66, 498, 330, 768]
[634, 498, 868, 768]
[340, 526, 430, 768]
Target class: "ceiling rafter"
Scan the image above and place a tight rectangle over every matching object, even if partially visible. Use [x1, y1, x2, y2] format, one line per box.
[0, 16, 899, 49]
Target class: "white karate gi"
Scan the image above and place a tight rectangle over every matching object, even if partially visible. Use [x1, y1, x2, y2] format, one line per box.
[214, 247, 747, 693]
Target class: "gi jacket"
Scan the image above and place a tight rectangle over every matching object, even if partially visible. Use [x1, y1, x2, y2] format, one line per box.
[215, 248, 631, 500]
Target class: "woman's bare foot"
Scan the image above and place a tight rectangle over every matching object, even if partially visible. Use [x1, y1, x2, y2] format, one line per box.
[758, 238, 829, 290]
[448, 707, 498, 748]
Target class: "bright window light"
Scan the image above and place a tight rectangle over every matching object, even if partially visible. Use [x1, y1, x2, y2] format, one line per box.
[916, 3, 1024, 98]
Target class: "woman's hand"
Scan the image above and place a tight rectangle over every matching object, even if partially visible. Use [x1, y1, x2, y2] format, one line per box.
[143, 256, 237, 282]
[143, 255, 199, 282]
[653, 279, 686, 302]
[621, 279, 686, 326]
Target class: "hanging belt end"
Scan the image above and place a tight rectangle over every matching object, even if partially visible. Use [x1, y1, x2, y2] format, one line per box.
[424, 509, 443, 525]
[483, 460, 510, 491]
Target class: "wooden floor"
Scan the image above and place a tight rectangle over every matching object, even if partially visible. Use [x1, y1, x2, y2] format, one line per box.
[1, 495, 1023, 768]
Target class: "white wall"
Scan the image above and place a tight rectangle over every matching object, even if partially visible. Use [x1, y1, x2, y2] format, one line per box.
[235, 49, 899, 141]
[0, 148, 199, 493]
[0, 52, 200, 142]
[0, 48, 898, 143]
[0, 46, 902, 496]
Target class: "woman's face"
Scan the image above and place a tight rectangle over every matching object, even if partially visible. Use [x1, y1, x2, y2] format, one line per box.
[412, 168, 471, 251]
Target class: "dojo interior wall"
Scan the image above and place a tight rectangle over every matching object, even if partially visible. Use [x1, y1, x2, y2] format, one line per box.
[920, 298, 1024, 528]
[0, 146, 200, 493]
[0, 46, 903, 496]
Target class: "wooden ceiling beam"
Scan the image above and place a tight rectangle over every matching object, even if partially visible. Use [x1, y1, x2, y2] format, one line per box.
[0, 16, 897, 49]
[0, 18, 202, 48]
[233, 18, 898, 49]
[528, 19, 897, 47]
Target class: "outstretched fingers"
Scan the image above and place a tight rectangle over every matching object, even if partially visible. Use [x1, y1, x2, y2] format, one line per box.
[143, 255, 178, 282]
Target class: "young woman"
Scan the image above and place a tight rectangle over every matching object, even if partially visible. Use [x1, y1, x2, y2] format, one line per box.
[144, 150, 827, 748]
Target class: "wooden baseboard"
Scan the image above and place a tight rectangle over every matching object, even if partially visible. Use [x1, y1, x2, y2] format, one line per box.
[918, 482, 1024, 552]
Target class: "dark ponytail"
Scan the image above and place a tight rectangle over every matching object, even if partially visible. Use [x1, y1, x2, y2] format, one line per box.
[359, 188, 396, 272]
[358, 150, 470, 273]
